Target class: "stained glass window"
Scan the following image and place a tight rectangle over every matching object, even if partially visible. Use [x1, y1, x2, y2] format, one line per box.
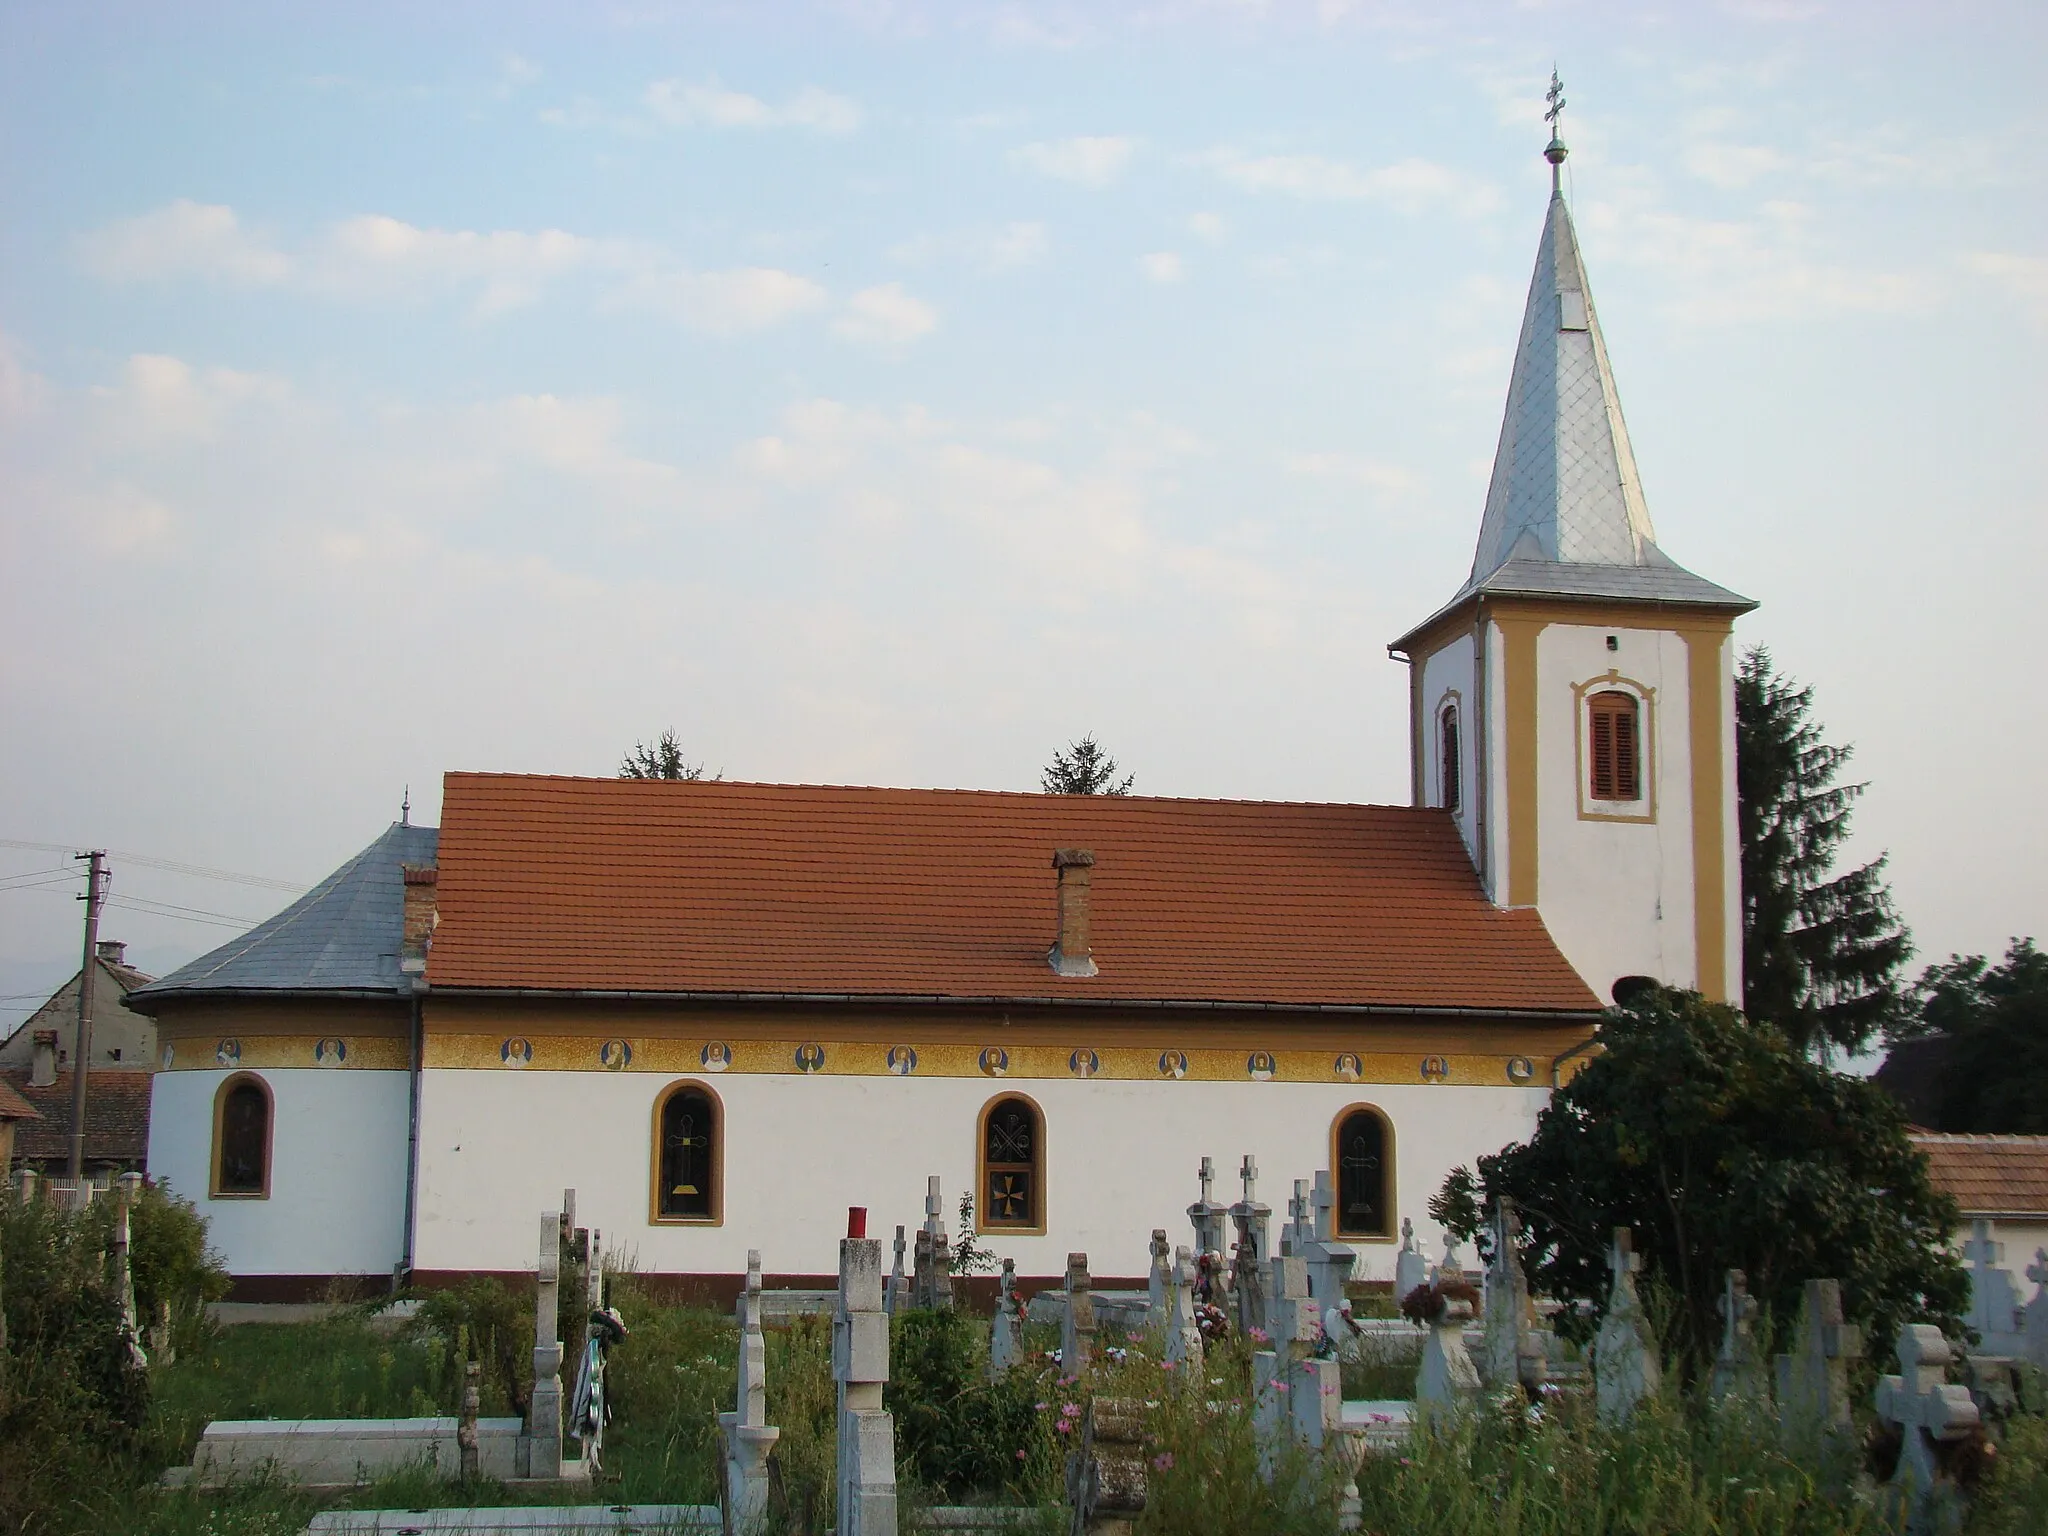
[982, 1097, 1040, 1230]
[215, 1078, 270, 1196]
[1334, 1107, 1391, 1238]
[659, 1085, 718, 1220]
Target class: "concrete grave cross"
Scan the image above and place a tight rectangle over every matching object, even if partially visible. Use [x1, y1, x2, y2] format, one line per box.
[1594, 1227, 1660, 1423]
[1876, 1325, 1979, 1524]
[2024, 1250, 2048, 1368]
[1240, 1154, 1258, 1207]
[1165, 1246, 1204, 1369]
[722, 1249, 781, 1536]
[1198, 1156, 1214, 1208]
[1063, 1253, 1097, 1376]
[834, 1233, 897, 1536]
[1188, 1156, 1226, 1258]
[1394, 1216, 1430, 1307]
[1267, 1255, 1321, 1364]
[1963, 1218, 2022, 1344]
[991, 1258, 1025, 1378]
[1710, 1268, 1763, 1400]
[1311, 1170, 1337, 1244]
[1284, 1180, 1311, 1257]
[1148, 1229, 1171, 1317]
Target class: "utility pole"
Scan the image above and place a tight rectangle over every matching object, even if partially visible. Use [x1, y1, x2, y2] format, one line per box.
[67, 850, 107, 1184]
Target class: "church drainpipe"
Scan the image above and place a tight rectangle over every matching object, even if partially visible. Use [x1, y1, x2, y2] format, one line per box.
[1551, 1032, 1601, 1089]
[399, 983, 424, 1287]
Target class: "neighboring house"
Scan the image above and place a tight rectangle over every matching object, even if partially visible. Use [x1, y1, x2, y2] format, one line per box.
[0, 1077, 38, 1170]
[130, 132, 1760, 1297]
[1913, 1133, 2048, 1298]
[0, 940, 159, 1071]
[0, 1058, 154, 1179]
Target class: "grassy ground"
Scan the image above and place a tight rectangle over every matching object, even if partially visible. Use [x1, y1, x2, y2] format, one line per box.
[19, 1289, 2048, 1536]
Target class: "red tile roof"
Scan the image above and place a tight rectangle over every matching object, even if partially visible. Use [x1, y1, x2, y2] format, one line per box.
[427, 773, 1600, 1014]
[0, 1069, 152, 1165]
[1913, 1134, 2048, 1220]
[0, 1078, 38, 1121]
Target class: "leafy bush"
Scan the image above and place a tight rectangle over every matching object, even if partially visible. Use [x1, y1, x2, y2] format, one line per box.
[888, 1307, 1057, 1502]
[405, 1277, 531, 1416]
[1433, 985, 1968, 1373]
[128, 1180, 231, 1359]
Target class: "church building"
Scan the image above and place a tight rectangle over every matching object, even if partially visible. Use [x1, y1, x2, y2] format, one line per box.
[132, 130, 1755, 1297]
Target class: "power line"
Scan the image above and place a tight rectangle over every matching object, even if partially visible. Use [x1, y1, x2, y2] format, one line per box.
[105, 895, 260, 929]
[0, 839, 307, 893]
[0, 869, 84, 893]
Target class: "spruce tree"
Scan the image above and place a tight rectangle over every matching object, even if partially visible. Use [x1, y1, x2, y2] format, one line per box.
[619, 730, 717, 781]
[1736, 647, 1911, 1053]
[1040, 735, 1134, 795]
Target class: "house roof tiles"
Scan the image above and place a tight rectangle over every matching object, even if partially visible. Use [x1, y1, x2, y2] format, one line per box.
[1, 1069, 152, 1164]
[426, 773, 1601, 1015]
[1912, 1134, 2048, 1220]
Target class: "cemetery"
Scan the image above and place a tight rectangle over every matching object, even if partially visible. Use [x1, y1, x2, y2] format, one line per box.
[4, 1090, 2046, 1536]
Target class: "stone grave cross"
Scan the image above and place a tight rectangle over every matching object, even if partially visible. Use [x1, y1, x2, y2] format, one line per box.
[1480, 1198, 1542, 1393]
[1282, 1180, 1311, 1257]
[1254, 1255, 1339, 1477]
[1147, 1228, 1171, 1320]
[1164, 1246, 1204, 1369]
[1775, 1278, 1863, 1444]
[1062, 1253, 1097, 1376]
[1963, 1219, 2022, 1349]
[990, 1257, 1024, 1378]
[1594, 1227, 1659, 1423]
[721, 1249, 780, 1536]
[886, 1225, 906, 1317]
[1189, 1156, 1226, 1258]
[1299, 1169, 1358, 1327]
[1231, 1155, 1271, 1338]
[1710, 1268, 1764, 1401]
[530, 1208, 565, 1479]
[834, 1228, 898, 1536]
[1394, 1215, 1429, 1306]
[1875, 1325, 1979, 1530]
[2025, 1250, 2048, 1368]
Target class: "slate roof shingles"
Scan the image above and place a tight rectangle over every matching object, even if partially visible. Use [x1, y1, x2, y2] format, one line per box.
[427, 773, 1600, 1014]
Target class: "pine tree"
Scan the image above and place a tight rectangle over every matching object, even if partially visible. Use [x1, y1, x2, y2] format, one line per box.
[619, 730, 717, 781]
[1040, 735, 1134, 795]
[1736, 647, 1911, 1054]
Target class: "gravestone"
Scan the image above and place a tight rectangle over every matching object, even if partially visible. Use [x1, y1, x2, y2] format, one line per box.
[1164, 1246, 1204, 1369]
[1480, 1200, 1543, 1393]
[721, 1250, 780, 1536]
[1254, 1257, 1338, 1468]
[112, 1172, 147, 1369]
[834, 1232, 897, 1536]
[1876, 1325, 1980, 1534]
[886, 1225, 906, 1317]
[1065, 1398, 1147, 1536]
[913, 1177, 953, 1312]
[1963, 1220, 2024, 1354]
[1187, 1156, 1227, 1259]
[457, 1360, 481, 1480]
[1432, 1231, 1464, 1286]
[1230, 1156, 1271, 1339]
[1062, 1253, 1096, 1376]
[15, 1167, 35, 1203]
[1775, 1278, 1863, 1449]
[1299, 1170, 1358, 1340]
[530, 1210, 566, 1479]
[1416, 1287, 1482, 1409]
[1394, 1217, 1429, 1308]
[1147, 1229, 1170, 1322]
[1281, 1180, 1312, 1257]
[2024, 1250, 2048, 1369]
[990, 1259, 1024, 1379]
[1594, 1228, 1660, 1423]
[1710, 1269, 1765, 1402]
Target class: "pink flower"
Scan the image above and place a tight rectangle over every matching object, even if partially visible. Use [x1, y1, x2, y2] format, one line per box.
[1062, 1403, 1080, 1417]
[1035, 1402, 1048, 1412]
[1249, 1328, 1270, 1344]
[1127, 1331, 1143, 1342]
[1055, 1420, 1072, 1435]
[1017, 1449, 1028, 1461]
[1152, 1452, 1175, 1471]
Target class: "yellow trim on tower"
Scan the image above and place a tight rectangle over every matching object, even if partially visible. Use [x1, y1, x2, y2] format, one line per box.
[1495, 614, 1547, 907]
[1684, 627, 1732, 1002]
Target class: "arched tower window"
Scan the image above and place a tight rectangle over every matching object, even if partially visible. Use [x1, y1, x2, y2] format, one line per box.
[212, 1073, 272, 1198]
[651, 1081, 722, 1224]
[1439, 703, 1462, 814]
[977, 1094, 1044, 1234]
[1588, 689, 1641, 801]
[1329, 1105, 1395, 1239]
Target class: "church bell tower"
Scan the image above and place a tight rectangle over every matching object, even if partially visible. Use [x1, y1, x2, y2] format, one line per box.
[1390, 80, 1756, 1005]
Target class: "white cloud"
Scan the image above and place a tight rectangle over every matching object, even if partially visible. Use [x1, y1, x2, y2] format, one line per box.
[79, 200, 293, 284]
[985, 221, 1049, 269]
[1012, 136, 1134, 188]
[1964, 252, 2048, 327]
[644, 78, 862, 134]
[890, 221, 1048, 273]
[1187, 211, 1226, 243]
[833, 283, 938, 348]
[81, 202, 827, 333]
[1137, 251, 1184, 283]
[1198, 149, 1497, 215]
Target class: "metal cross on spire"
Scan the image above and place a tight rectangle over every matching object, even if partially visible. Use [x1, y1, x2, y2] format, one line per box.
[1544, 69, 1569, 191]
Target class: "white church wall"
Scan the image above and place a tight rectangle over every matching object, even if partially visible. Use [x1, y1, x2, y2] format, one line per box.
[1533, 623, 1698, 1001]
[1417, 631, 1479, 862]
[413, 1068, 1550, 1280]
[149, 1067, 410, 1277]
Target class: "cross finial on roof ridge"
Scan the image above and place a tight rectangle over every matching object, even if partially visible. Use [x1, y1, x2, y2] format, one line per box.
[401, 785, 411, 827]
[1544, 69, 1568, 192]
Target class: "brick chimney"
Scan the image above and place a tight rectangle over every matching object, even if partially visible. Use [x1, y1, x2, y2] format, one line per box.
[96, 940, 126, 966]
[1048, 849, 1099, 978]
[400, 865, 438, 974]
[31, 1029, 58, 1088]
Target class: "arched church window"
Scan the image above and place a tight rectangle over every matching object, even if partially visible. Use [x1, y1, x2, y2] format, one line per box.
[212, 1073, 272, 1198]
[978, 1094, 1044, 1234]
[652, 1081, 722, 1224]
[1439, 704, 1462, 814]
[1588, 690, 1642, 801]
[1329, 1105, 1394, 1239]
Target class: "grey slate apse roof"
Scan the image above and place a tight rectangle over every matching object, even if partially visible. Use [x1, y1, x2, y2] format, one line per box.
[128, 823, 438, 1006]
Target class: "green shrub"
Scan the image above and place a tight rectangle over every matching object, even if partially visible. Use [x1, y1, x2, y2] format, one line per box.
[1967, 1411, 2048, 1536]
[129, 1180, 232, 1359]
[888, 1307, 1058, 1503]
[405, 1276, 531, 1415]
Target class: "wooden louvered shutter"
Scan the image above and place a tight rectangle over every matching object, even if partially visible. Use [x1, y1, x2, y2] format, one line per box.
[1590, 704, 1615, 798]
[1588, 690, 1639, 802]
[1440, 707, 1461, 813]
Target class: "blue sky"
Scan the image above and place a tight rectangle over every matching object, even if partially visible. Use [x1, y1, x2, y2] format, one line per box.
[2, 0, 2043, 1023]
